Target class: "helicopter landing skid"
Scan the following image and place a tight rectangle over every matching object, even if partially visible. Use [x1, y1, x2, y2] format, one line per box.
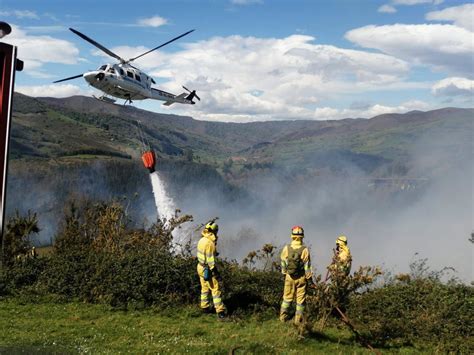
[93, 95, 116, 104]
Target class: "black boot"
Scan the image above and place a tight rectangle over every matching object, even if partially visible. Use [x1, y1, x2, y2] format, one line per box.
[217, 311, 226, 319]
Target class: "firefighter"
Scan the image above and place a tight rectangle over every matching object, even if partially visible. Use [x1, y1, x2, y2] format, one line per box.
[327, 235, 353, 312]
[280, 225, 313, 325]
[196, 221, 226, 319]
[333, 235, 352, 276]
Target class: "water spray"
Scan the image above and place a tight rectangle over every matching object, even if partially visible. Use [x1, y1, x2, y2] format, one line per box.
[137, 120, 177, 222]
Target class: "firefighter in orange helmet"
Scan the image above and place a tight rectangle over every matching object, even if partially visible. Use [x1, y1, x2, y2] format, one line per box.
[280, 225, 313, 325]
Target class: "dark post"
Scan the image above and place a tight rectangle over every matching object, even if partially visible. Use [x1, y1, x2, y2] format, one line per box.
[0, 21, 20, 265]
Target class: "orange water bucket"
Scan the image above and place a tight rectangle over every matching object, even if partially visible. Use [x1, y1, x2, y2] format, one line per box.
[141, 151, 156, 173]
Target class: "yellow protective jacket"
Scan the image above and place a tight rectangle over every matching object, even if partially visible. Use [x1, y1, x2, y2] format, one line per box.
[280, 239, 312, 279]
[335, 244, 352, 273]
[338, 244, 351, 264]
[197, 230, 218, 271]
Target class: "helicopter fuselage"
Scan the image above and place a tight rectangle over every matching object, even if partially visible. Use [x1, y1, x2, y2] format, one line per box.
[84, 63, 194, 105]
[53, 28, 198, 106]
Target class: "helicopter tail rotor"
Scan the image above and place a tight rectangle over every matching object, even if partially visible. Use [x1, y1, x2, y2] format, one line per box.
[182, 85, 200, 102]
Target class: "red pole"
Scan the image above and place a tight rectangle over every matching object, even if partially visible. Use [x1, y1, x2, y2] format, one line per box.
[0, 42, 17, 263]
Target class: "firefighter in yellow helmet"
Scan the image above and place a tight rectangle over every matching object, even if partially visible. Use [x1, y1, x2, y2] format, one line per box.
[196, 221, 226, 319]
[333, 235, 352, 276]
[280, 225, 313, 325]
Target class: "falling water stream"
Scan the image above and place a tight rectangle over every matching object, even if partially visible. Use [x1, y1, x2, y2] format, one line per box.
[149, 171, 176, 222]
[149, 171, 191, 247]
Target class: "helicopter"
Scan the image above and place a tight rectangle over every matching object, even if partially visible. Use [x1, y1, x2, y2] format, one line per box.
[53, 28, 200, 106]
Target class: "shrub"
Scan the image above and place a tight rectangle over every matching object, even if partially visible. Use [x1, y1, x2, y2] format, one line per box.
[2, 211, 39, 266]
[347, 264, 473, 352]
[38, 200, 196, 308]
[1, 202, 472, 353]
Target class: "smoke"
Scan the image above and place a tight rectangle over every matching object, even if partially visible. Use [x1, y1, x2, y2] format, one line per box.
[6, 113, 472, 282]
[164, 121, 472, 283]
[5, 159, 156, 245]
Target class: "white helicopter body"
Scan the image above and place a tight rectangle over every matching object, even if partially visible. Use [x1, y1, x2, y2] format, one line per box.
[54, 28, 199, 106]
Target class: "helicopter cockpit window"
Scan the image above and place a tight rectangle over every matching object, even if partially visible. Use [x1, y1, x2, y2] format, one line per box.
[99, 65, 107, 70]
[108, 68, 115, 73]
[135, 74, 141, 82]
[127, 71, 134, 78]
[119, 69, 125, 76]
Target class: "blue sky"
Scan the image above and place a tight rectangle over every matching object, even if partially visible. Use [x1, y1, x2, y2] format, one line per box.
[2, 0, 473, 121]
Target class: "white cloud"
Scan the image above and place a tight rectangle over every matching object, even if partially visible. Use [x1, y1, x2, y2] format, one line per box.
[126, 34, 429, 122]
[378, 5, 397, 13]
[27, 70, 55, 79]
[432, 77, 474, 97]
[312, 100, 432, 120]
[231, 0, 263, 5]
[426, 4, 474, 31]
[24, 25, 66, 33]
[392, 0, 443, 5]
[14, 10, 39, 19]
[345, 24, 473, 77]
[16, 84, 91, 98]
[0, 10, 39, 19]
[137, 16, 168, 28]
[3, 25, 79, 75]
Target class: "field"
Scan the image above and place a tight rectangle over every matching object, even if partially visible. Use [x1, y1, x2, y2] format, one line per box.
[0, 298, 433, 354]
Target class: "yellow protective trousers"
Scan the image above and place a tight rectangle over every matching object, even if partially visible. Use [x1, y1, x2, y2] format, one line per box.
[197, 264, 225, 313]
[280, 274, 307, 325]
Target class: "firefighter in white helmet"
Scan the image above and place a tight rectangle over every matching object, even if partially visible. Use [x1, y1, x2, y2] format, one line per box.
[332, 235, 352, 276]
[196, 221, 226, 319]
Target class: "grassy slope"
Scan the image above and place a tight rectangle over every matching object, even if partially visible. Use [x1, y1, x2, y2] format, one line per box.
[0, 298, 430, 354]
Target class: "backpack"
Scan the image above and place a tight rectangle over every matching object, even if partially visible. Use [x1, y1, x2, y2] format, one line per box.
[286, 245, 304, 276]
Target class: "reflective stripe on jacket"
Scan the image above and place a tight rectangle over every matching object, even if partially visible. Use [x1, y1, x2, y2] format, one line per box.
[197, 229, 217, 270]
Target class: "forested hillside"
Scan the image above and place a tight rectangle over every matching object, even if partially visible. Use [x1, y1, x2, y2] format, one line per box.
[7, 94, 472, 280]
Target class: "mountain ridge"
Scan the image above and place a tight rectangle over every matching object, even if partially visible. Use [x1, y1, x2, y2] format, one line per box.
[11, 93, 472, 178]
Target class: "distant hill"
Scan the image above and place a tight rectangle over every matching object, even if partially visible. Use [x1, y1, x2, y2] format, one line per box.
[11, 93, 472, 179]
[8, 93, 472, 274]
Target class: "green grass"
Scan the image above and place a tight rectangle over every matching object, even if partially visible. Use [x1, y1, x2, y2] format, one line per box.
[0, 298, 432, 354]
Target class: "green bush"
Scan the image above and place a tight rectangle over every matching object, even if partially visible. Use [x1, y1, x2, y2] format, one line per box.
[2, 211, 39, 266]
[0, 257, 46, 296]
[1, 203, 472, 353]
[348, 273, 473, 352]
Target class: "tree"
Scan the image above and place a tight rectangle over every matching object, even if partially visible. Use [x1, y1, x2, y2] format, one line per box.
[2, 211, 39, 266]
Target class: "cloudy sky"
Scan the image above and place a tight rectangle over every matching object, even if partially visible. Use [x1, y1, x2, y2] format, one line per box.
[3, 0, 473, 122]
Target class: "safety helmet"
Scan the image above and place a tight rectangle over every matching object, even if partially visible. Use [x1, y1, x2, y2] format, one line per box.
[205, 222, 219, 233]
[336, 235, 347, 245]
[291, 225, 304, 236]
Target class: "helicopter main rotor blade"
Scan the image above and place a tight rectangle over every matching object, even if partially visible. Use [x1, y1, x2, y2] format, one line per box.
[69, 28, 125, 63]
[53, 73, 84, 83]
[127, 29, 195, 63]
